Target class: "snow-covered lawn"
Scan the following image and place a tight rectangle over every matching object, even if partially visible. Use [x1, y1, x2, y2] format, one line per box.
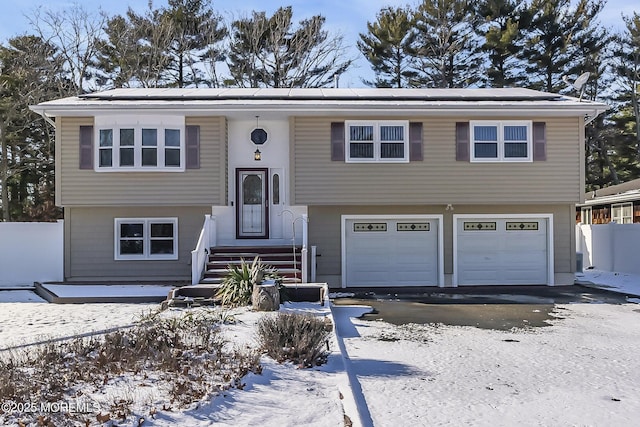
[2, 274, 640, 426]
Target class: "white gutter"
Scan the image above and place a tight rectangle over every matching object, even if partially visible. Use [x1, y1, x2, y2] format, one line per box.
[579, 191, 640, 206]
[29, 104, 609, 118]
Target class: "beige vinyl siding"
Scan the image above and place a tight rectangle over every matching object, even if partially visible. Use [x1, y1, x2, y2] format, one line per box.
[58, 116, 226, 206]
[308, 204, 574, 287]
[64, 206, 208, 281]
[292, 116, 582, 205]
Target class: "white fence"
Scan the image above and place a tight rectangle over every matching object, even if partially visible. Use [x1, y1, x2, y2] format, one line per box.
[0, 221, 64, 287]
[576, 223, 640, 275]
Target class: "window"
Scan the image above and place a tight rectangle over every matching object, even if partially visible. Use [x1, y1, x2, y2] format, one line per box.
[581, 207, 592, 225]
[470, 121, 532, 162]
[99, 129, 113, 167]
[115, 218, 178, 260]
[611, 202, 633, 224]
[345, 121, 409, 162]
[272, 173, 280, 205]
[95, 116, 184, 171]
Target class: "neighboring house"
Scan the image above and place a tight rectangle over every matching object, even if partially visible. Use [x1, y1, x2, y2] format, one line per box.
[30, 88, 607, 288]
[577, 178, 640, 224]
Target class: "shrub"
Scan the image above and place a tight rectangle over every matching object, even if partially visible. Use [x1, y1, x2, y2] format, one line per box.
[217, 256, 280, 307]
[0, 310, 261, 425]
[256, 312, 331, 368]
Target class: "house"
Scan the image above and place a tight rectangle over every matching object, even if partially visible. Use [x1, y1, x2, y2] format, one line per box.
[577, 178, 640, 224]
[30, 88, 607, 289]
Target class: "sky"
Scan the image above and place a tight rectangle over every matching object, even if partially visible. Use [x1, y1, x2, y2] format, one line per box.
[0, 0, 636, 87]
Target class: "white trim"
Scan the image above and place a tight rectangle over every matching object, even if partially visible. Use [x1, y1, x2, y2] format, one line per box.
[114, 217, 178, 261]
[470, 120, 532, 163]
[341, 214, 444, 288]
[580, 206, 592, 225]
[345, 120, 409, 163]
[452, 213, 554, 286]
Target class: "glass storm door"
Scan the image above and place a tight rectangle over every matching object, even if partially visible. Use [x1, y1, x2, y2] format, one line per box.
[237, 169, 269, 238]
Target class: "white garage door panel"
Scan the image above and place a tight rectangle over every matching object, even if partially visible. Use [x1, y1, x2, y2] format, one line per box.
[345, 218, 439, 287]
[457, 218, 549, 285]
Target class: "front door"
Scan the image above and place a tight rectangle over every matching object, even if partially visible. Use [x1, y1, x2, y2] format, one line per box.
[236, 168, 269, 239]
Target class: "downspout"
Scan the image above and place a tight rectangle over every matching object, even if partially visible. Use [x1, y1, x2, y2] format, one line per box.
[584, 106, 608, 126]
[35, 110, 56, 128]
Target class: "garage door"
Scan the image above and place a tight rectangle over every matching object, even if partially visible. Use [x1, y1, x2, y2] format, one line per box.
[456, 217, 549, 285]
[344, 218, 440, 287]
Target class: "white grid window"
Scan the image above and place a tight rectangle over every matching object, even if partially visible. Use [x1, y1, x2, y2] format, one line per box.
[346, 121, 409, 163]
[115, 218, 178, 260]
[611, 202, 633, 224]
[95, 115, 185, 172]
[470, 121, 532, 162]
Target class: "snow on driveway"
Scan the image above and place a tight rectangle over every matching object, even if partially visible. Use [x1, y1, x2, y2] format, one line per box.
[334, 302, 640, 426]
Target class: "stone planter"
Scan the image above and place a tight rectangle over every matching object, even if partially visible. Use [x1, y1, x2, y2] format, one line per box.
[252, 280, 280, 311]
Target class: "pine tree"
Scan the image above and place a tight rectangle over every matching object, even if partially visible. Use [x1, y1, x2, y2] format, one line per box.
[0, 36, 64, 220]
[413, 0, 482, 88]
[614, 13, 640, 159]
[519, 0, 605, 93]
[473, 0, 530, 87]
[357, 7, 419, 88]
[161, 0, 226, 87]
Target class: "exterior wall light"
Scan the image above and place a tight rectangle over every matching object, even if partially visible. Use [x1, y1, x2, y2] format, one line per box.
[254, 149, 262, 161]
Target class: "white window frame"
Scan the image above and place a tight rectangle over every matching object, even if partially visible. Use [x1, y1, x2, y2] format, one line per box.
[580, 207, 592, 224]
[470, 120, 533, 163]
[95, 115, 185, 172]
[114, 218, 178, 260]
[611, 202, 633, 224]
[345, 120, 409, 163]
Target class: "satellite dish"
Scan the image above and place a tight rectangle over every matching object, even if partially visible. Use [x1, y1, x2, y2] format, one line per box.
[562, 72, 590, 101]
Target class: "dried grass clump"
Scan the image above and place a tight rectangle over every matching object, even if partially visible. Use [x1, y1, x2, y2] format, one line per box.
[0, 309, 260, 426]
[256, 312, 331, 368]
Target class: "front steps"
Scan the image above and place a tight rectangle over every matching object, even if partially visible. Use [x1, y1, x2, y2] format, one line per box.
[200, 245, 303, 285]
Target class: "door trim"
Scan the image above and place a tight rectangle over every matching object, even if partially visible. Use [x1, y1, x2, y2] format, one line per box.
[236, 168, 269, 239]
[452, 213, 554, 286]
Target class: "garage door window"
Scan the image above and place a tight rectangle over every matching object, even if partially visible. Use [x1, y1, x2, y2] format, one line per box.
[506, 221, 539, 230]
[397, 222, 430, 231]
[354, 222, 387, 232]
[463, 222, 496, 231]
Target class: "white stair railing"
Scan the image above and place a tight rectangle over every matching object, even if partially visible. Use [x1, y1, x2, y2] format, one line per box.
[191, 215, 216, 285]
[301, 213, 308, 283]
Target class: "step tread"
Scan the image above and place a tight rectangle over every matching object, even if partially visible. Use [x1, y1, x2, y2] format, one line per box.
[210, 253, 301, 257]
[199, 277, 303, 284]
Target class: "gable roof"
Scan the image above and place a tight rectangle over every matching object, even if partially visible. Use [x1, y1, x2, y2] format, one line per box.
[31, 87, 608, 122]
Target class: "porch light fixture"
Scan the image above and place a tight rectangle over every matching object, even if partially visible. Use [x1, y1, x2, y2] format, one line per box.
[254, 148, 262, 161]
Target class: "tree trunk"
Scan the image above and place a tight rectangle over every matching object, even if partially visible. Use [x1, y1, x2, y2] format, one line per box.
[0, 122, 10, 221]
